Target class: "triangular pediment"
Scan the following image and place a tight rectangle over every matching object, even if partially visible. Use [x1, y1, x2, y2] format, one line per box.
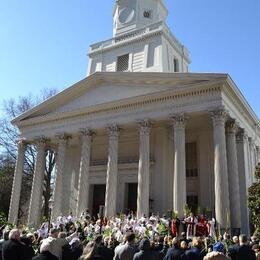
[51, 84, 173, 114]
[13, 72, 228, 125]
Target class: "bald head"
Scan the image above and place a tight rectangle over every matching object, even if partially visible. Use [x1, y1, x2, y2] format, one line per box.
[232, 236, 239, 244]
[8, 229, 20, 241]
[172, 237, 179, 247]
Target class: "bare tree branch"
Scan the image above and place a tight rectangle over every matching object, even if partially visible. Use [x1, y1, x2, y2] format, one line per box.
[0, 88, 57, 220]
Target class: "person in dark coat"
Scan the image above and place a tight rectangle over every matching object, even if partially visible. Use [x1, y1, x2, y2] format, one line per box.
[32, 240, 58, 260]
[94, 235, 113, 260]
[69, 238, 83, 260]
[0, 230, 9, 260]
[236, 234, 256, 260]
[133, 239, 161, 260]
[32, 252, 58, 260]
[185, 237, 204, 260]
[228, 236, 239, 260]
[152, 236, 168, 259]
[163, 238, 187, 260]
[2, 229, 26, 260]
[21, 235, 35, 260]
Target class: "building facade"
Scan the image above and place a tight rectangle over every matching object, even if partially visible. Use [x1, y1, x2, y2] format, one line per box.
[8, 0, 260, 235]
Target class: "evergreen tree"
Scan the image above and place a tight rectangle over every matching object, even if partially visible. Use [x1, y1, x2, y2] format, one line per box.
[248, 163, 260, 232]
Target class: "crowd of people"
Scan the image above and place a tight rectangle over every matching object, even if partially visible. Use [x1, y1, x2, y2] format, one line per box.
[0, 210, 259, 260]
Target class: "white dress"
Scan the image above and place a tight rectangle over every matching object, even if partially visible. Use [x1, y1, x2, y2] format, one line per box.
[208, 218, 216, 238]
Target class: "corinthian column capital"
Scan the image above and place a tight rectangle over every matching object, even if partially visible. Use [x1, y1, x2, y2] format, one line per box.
[226, 119, 239, 135]
[55, 133, 72, 144]
[79, 128, 96, 140]
[34, 136, 50, 148]
[170, 114, 188, 129]
[106, 124, 121, 138]
[211, 109, 229, 126]
[79, 128, 95, 137]
[137, 120, 152, 135]
[236, 129, 248, 143]
[16, 138, 28, 148]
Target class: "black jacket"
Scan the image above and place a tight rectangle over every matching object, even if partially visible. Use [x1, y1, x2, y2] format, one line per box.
[228, 244, 239, 260]
[134, 250, 162, 260]
[96, 244, 114, 260]
[163, 246, 187, 260]
[236, 245, 256, 260]
[32, 251, 58, 260]
[2, 239, 26, 260]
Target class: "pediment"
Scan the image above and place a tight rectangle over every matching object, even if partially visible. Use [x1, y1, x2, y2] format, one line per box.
[13, 72, 228, 125]
[52, 84, 172, 114]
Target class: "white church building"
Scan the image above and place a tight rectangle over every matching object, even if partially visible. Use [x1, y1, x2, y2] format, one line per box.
[8, 0, 260, 235]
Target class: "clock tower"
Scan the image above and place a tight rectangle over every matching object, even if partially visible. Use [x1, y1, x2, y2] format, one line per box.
[87, 0, 190, 75]
[113, 0, 168, 37]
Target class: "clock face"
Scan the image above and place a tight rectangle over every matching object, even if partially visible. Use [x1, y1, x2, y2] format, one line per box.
[118, 7, 135, 24]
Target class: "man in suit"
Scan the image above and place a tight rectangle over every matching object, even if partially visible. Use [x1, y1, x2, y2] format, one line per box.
[134, 238, 163, 260]
[114, 233, 138, 260]
[236, 234, 256, 260]
[2, 229, 26, 260]
[32, 240, 58, 260]
[163, 238, 187, 260]
[228, 236, 240, 260]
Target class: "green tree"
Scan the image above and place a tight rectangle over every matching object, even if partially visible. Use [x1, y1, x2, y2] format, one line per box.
[248, 163, 260, 232]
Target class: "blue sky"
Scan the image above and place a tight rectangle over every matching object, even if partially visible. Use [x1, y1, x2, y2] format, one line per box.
[0, 0, 259, 117]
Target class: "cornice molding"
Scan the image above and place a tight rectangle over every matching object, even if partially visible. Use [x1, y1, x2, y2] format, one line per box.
[224, 78, 259, 125]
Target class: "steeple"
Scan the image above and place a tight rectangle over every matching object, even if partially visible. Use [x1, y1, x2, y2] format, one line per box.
[87, 0, 190, 75]
[113, 0, 168, 37]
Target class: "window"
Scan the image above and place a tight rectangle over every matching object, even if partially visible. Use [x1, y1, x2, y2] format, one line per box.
[117, 54, 129, 72]
[173, 58, 179, 72]
[143, 10, 152, 19]
[186, 142, 198, 177]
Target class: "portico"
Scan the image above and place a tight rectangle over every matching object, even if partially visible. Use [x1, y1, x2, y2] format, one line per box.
[8, 73, 260, 234]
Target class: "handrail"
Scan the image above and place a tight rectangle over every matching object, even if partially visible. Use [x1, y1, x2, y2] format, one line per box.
[89, 21, 190, 59]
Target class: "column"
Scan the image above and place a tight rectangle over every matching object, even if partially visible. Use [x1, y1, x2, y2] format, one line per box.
[52, 134, 70, 220]
[8, 140, 27, 224]
[249, 139, 257, 183]
[137, 120, 151, 219]
[211, 109, 230, 230]
[256, 146, 260, 165]
[248, 138, 254, 185]
[236, 130, 250, 235]
[226, 120, 241, 233]
[76, 129, 94, 218]
[171, 114, 187, 218]
[27, 138, 47, 227]
[105, 125, 120, 218]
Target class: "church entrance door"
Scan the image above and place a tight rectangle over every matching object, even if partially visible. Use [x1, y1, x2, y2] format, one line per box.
[92, 184, 106, 217]
[126, 183, 138, 214]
